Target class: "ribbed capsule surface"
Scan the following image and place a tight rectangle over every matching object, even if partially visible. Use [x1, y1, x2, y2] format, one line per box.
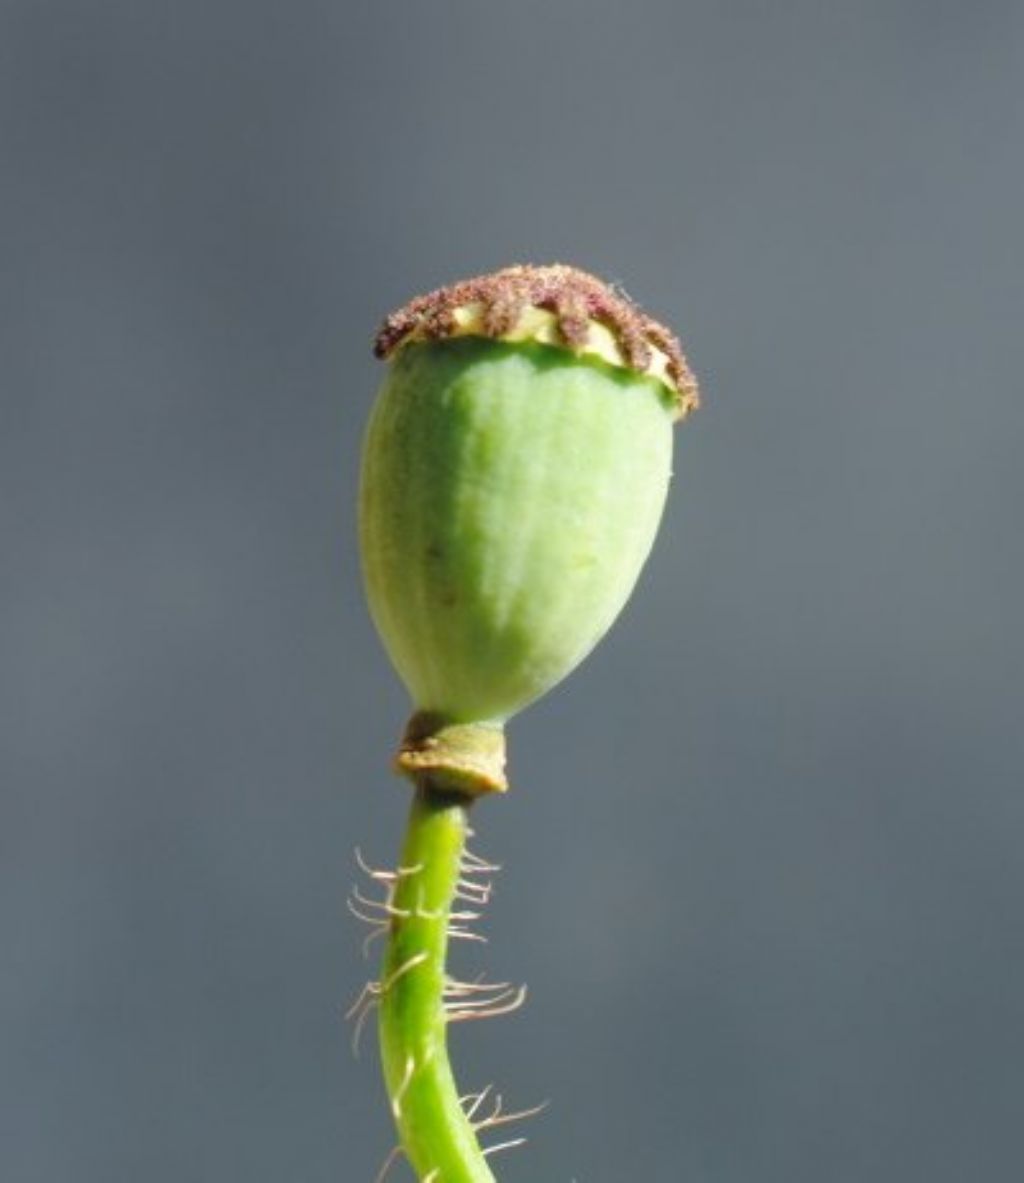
[359, 336, 674, 724]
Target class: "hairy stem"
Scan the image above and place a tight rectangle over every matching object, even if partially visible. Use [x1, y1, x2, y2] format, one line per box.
[379, 783, 496, 1183]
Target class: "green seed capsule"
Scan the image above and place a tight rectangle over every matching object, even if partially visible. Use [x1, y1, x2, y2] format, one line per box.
[360, 265, 698, 793]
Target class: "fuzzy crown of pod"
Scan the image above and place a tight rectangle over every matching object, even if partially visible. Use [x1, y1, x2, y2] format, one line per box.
[360, 264, 698, 795]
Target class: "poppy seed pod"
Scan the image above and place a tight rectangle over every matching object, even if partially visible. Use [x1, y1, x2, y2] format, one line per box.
[360, 264, 698, 795]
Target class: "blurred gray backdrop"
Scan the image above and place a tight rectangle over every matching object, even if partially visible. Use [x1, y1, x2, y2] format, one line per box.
[3, 2, 1023, 1181]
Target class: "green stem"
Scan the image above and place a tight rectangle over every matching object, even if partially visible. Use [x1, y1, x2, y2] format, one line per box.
[379, 783, 496, 1183]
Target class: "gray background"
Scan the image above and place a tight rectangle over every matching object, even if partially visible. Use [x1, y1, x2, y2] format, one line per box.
[3, 2, 1023, 1181]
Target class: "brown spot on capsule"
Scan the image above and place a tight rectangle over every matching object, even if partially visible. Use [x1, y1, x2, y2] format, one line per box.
[373, 263, 699, 420]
